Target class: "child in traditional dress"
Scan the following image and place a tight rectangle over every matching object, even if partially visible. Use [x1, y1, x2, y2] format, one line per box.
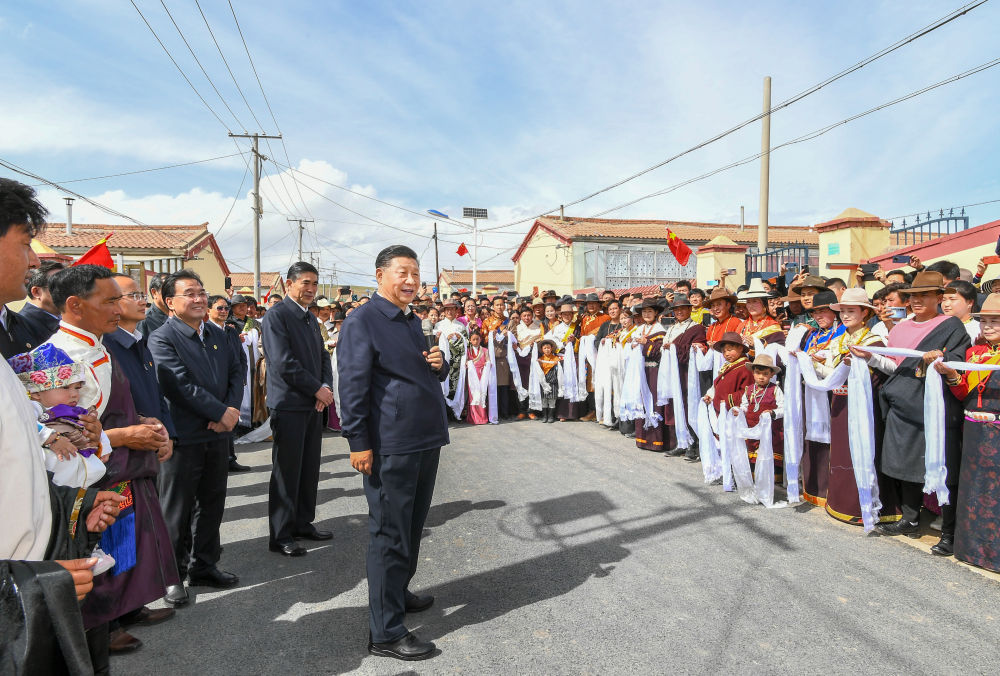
[8, 343, 112, 489]
[734, 354, 784, 482]
[465, 329, 492, 425]
[703, 331, 753, 413]
[537, 339, 561, 423]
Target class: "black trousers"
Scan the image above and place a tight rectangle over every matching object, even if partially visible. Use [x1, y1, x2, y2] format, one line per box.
[497, 385, 511, 419]
[85, 622, 109, 676]
[158, 437, 229, 577]
[363, 448, 440, 643]
[897, 479, 957, 535]
[268, 408, 324, 544]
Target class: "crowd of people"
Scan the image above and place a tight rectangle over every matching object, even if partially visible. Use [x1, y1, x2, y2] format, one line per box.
[3, 172, 1000, 670]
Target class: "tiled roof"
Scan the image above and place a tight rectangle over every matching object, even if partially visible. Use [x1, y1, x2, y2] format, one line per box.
[38, 223, 208, 251]
[229, 272, 282, 289]
[439, 269, 515, 284]
[535, 216, 818, 246]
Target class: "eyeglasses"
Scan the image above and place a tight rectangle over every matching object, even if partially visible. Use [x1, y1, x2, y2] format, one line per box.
[213, 305, 230, 311]
[122, 292, 147, 301]
[172, 291, 208, 300]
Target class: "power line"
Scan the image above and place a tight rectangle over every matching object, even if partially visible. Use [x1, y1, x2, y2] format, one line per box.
[129, 0, 231, 131]
[479, 0, 991, 232]
[213, 159, 251, 238]
[887, 197, 1000, 222]
[29, 152, 245, 186]
[0, 157, 145, 225]
[158, 0, 245, 131]
[226, 0, 314, 220]
[588, 56, 1000, 219]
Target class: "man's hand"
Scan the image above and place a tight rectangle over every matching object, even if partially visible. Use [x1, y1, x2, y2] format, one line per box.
[423, 346, 444, 371]
[874, 268, 887, 284]
[79, 412, 102, 446]
[156, 438, 173, 463]
[977, 257, 989, 279]
[934, 362, 959, 380]
[922, 349, 944, 366]
[107, 423, 169, 451]
[48, 436, 78, 461]
[86, 492, 125, 533]
[849, 345, 872, 360]
[210, 407, 240, 433]
[351, 449, 374, 476]
[909, 255, 923, 271]
[314, 386, 335, 407]
[55, 558, 97, 601]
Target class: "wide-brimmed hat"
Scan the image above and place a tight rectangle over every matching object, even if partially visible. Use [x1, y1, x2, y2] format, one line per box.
[907, 270, 947, 293]
[791, 275, 827, 293]
[531, 297, 545, 307]
[585, 293, 601, 303]
[738, 278, 770, 302]
[316, 298, 332, 308]
[575, 293, 587, 302]
[808, 289, 839, 312]
[537, 338, 559, 352]
[750, 353, 781, 373]
[981, 279, 998, 294]
[636, 297, 667, 312]
[559, 302, 576, 313]
[441, 300, 460, 309]
[831, 288, 876, 312]
[972, 292, 1000, 317]
[707, 287, 738, 305]
[670, 293, 693, 308]
[542, 289, 558, 298]
[229, 294, 249, 305]
[782, 288, 802, 303]
[711, 332, 748, 353]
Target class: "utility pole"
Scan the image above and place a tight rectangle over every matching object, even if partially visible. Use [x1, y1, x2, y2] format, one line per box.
[229, 131, 281, 300]
[432, 222, 440, 295]
[288, 218, 314, 261]
[758, 76, 771, 255]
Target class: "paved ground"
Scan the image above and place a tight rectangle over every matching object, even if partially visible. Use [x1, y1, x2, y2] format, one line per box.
[119, 419, 999, 675]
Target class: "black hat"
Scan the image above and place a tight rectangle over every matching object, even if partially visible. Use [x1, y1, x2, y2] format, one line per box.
[637, 297, 667, 312]
[556, 295, 575, 307]
[229, 294, 249, 305]
[543, 289, 558, 298]
[585, 293, 601, 303]
[332, 312, 345, 321]
[670, 293, 693, 308]
[809, 289, 839, 311]
[575, 293, 587, 302]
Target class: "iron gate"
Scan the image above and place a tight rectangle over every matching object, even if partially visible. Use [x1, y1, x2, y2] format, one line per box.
[890, 208, 970, 247]
[745, 244, 811, 284]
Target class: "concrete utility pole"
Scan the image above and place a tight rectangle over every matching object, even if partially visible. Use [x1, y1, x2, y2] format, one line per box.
[229, 131, 281, 300]
[758, 76, 771, 254]
[288, 218, 314, 261]
[462, 207, 488, 294]
[432, 222, 440, 295]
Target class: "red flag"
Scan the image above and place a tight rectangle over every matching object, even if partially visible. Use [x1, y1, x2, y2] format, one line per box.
[73, 233, 115, 269]
[456, 242, 469, 257]
[665, 228, 692, 266]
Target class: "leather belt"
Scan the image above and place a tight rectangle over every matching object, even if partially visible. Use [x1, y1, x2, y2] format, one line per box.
[964, 410, 999, 423]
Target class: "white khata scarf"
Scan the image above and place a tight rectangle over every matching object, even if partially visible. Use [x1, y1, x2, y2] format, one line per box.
[697, 400, 723, 482]
[794, 352, 849, 443]
[732, 409, 785, 508]
[466, 346, 492, 408]
[846, 355, 882, 532]
[594, 339, 617, 426]
[528, 343, 546, 409]
[863, 346, 1000, 504]
[439, 333, 468, 418]
[505, 333, 528, 401]
[487, 332, 499, 424]
[577, 334, 598, 402]
[656, 344, 693, 448]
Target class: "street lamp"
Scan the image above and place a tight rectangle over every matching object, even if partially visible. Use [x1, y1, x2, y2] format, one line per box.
[462, 207, 488, 294]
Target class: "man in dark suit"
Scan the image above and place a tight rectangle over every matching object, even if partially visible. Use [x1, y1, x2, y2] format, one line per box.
[338, 245, 449, 661]
[137, 272, 169, 337]
[0, 303, 37, 358]
[18, 260, 64, 346]
[148, 269, 243, 593]
[261, 262, 334, 557]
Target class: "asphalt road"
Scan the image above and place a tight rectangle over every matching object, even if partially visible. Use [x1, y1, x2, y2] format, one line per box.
[118, 419, 1000, 675]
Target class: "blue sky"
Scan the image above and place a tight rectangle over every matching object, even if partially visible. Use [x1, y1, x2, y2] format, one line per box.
[1, 1, 998, 283]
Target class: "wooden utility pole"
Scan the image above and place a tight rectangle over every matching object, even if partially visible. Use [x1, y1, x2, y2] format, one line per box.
[229, 132, 281, 300]
[433, 222, 440, 295]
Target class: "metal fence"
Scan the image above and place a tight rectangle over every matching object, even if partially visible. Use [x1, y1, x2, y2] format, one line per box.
[745, 243, 812, 284]
[890, 209, 970, 247]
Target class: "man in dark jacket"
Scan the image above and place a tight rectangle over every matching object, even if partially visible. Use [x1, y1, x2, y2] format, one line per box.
[18, 260, 64, 346]
[338, 245, 449, 661]
[136, 272, 169, 337]
[261, 262, 334, 558]
[148, 270, 243, 594]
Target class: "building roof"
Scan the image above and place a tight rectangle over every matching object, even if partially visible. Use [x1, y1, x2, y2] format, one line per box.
[512, 216, 818, 262]
[37, 222, 231, 276]
[868, 218, 1000, 267]
[39, 223, 208, 251]
[439, 269, 515, 285]
[229, 272, 283, 291]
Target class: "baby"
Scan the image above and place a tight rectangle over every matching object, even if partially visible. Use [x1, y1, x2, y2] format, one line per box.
[9, 343, 112, 489]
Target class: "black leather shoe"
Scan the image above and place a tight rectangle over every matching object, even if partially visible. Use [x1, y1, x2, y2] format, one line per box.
[269, 541, 307, 556]
[120, 606, 176, 627]
[405, 591, 435, 613]
[109, 628, 143, 654]
[164, 584, 189, 607]
[188, 567, 240, 588]
[684, 448, 700, 462]
[228, 460, 252, 473]
[931, 534, 955, 556]
[876, 519, 920, 537]
[368, 632, 436, 661]
[293, 528, 333, 541]
[665, 446, 687, 457]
